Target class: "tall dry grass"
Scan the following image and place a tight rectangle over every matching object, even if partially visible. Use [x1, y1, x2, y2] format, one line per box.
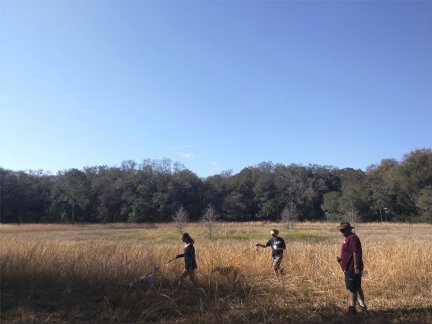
[1, 223, 431, 323]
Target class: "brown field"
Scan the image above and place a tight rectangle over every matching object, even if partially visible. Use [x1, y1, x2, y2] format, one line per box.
[1, 222, 431, 323]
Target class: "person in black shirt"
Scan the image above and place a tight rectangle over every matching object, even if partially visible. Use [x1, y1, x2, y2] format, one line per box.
[256, 229, 286, 277]
[175, 233, 198, 288]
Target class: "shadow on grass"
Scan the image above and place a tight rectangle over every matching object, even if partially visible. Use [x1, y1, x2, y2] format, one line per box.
[2, 274, 431, 323]
[314, 306, 432, 324]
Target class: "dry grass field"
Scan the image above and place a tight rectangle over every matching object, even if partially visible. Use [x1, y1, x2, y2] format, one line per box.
[1, 222, 431, 323]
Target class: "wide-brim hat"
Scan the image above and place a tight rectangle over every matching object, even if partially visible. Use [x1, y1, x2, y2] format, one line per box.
[338, 222, 353, 231]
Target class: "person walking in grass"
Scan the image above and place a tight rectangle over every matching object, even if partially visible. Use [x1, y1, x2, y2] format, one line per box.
[175, 233, 198, 288]
[337, 222, 367, 314]
[256, 229, 286, 277]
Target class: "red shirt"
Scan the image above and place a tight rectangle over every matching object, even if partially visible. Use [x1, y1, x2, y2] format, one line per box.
[340, 233, 363, 271]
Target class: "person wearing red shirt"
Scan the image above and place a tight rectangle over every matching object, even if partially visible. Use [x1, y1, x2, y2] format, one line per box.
[337, 222, 367, 314]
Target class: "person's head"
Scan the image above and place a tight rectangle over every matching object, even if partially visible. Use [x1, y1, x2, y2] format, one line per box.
[182, 233, 194, 244]
[270, 229, 279, 237]
[338, 222, 353, 236]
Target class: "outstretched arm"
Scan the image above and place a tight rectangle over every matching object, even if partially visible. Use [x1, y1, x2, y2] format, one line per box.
[175, 253, 184, 259]
[256, 243, 267, 248]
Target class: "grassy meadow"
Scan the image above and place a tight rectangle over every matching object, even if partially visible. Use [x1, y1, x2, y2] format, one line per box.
[1, 222, 431, 323]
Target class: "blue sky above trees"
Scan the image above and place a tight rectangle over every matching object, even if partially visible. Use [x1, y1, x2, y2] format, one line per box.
[1, 1, 431, 177]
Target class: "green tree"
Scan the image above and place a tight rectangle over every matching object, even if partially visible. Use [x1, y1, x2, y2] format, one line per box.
[223, 168, 258, 220]
[90, 166, 124, 222]
[203, 174, 229, 218]
[336, 168, 369, 220]
[253, 163, 278, 219]
[322, 191, 342, 221]
[274, 164, 320, 221]
[365, 160, 397, 222]
[417, 186, 432, 222]
[51, 169, 90, 222]
[170, 169, 203, 221]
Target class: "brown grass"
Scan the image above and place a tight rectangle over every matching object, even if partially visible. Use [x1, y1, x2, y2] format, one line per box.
[1, 222, 431, 323]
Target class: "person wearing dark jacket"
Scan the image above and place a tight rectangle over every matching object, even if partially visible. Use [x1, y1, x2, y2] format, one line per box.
[175, 233, 198, 287]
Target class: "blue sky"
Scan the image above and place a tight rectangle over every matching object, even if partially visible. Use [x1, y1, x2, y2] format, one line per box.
[1, 1, 431, 177]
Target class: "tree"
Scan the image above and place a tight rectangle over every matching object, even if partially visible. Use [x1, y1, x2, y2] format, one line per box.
[97, 167, 125, 222]
[335, 168, 370, 220]
[400, 149, 432, 193]
[223, 168, 258, 220]
[203, 174, 229, 218]
[0, 169, 22, 223]
[366, 160, 397, 222]
[1, 149, 430, 224]
[393, 149, 432, 221]
[252, 164, 278, 220]
[172, 205, 188, 233]
[322, 191, 342, 221]
[127, 205, 138, 223]
[51, 169, 90, 222]
[0, 169, 5, 222]
[274, 164, 321, 221]
[280, 202, 298, 230]
[344, 206, 362, 226]
[170, 169, 203, 221]
[417, 186, 432, 222]
[201, 204, 218, 238]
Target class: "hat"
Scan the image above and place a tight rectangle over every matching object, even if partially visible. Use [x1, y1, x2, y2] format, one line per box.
[338, 222, 353, 231]
[270, 229, 279, 235]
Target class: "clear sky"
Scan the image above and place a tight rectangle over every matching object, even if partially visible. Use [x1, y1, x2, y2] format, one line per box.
[1, 1, 431, 177]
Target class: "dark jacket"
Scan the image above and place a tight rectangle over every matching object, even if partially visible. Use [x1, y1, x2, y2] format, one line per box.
[178, 243, 197, 270]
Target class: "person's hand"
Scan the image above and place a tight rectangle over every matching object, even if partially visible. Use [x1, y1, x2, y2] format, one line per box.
[354, 268, 361, 276]
[336, 256, 342, 264]
[175, 254, 181, 259]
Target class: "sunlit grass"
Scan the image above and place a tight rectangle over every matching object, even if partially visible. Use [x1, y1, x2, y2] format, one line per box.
[1, 222, 431, 323]
[106, 227, 325, 242]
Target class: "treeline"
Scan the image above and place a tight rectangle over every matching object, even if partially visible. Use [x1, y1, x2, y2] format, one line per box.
[1, 149, 431, 224]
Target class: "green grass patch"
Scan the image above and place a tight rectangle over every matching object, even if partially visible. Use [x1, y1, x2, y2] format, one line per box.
[212, 230, 263, 240]
[108, 228, 326, 242]
[282, 230, 324, 240]
[200, 229, 324, 241]
[109, 230, 181, 241]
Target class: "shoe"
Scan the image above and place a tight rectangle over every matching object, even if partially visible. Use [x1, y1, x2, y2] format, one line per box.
[359, 305, 368, 313]
[347, 306, 356, 314]
[128, 279, 137, 288]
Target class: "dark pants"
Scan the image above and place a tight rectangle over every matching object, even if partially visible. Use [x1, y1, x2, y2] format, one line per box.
[345, 271, 362, 292]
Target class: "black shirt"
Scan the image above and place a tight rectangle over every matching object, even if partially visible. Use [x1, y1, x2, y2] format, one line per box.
[266, 237, 286, 257]
[182, 243, 197, 270]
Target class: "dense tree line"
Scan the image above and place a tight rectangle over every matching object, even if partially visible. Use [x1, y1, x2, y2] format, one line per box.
[1, 149, 431, 223]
